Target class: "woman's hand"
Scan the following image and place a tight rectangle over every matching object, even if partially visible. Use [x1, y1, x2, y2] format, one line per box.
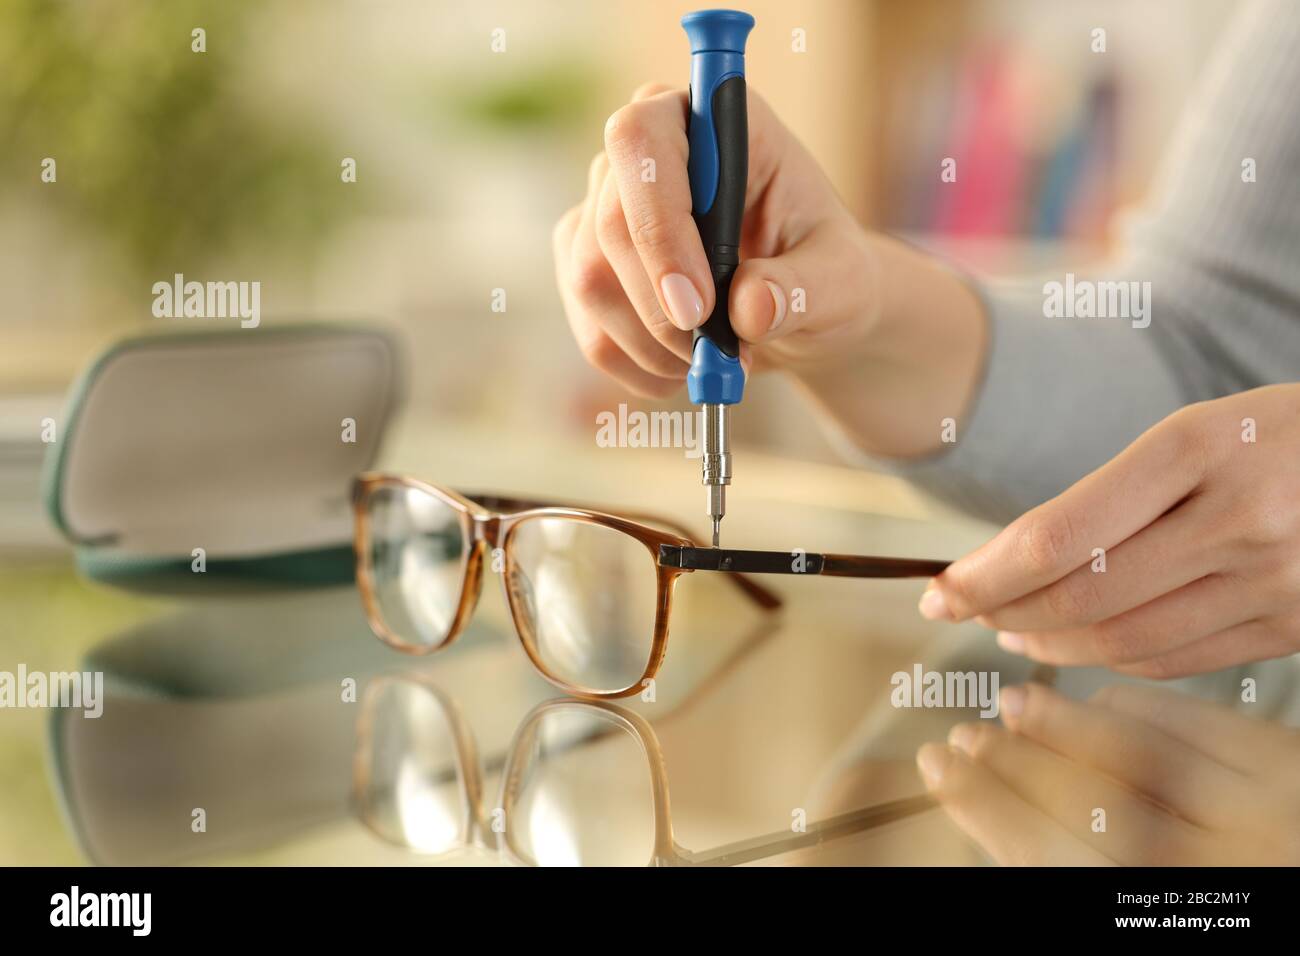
[917, 682, 1300, 865]
[553, 84, 987, 459]
[921, 384, 1300, 678]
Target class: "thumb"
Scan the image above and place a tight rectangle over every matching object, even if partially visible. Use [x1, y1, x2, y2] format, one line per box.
[728, 221, 871, 344]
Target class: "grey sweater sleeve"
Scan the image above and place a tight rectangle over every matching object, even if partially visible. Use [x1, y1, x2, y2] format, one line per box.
[862, 0, 1300, 524]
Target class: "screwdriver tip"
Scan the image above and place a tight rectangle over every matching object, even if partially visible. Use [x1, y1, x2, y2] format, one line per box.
[711, 519, 720, 548]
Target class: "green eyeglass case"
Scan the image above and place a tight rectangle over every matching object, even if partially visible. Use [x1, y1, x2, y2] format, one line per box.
[41, 324, 404, 595]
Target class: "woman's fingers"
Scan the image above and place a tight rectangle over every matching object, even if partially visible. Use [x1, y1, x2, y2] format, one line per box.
[931, 683, 1300, 866]
[728, 219, 873, 346]
[557, 82, 861, 392]
[1113, 616, 1300, 681]
[603, 88, 714, 332]
[558, 293, 681, 398]
[996, 573, 1258, 668]
[979, 496, 1220, 633]
[944, 720, 1207, 866]
[594, 169, 693, 369]
[916, 743, 1113, 866]
[561, 153, 683, 398]
[1088, 681, 1288, 775]
[924, 411, 1207, 623]
[1000, 683, 1245, 827]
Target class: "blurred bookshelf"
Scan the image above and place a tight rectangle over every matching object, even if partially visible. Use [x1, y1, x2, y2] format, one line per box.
[859, 0, 1233, 268]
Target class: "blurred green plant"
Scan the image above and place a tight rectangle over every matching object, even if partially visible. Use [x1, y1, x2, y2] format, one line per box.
[444, 61, 602, 130]
[0, 0, 354, 278]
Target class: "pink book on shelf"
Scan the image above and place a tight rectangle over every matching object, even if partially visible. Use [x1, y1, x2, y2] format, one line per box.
[932, 45, 1028, 236]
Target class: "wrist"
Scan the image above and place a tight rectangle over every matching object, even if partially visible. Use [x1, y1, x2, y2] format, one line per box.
[790, 233, 989, 459]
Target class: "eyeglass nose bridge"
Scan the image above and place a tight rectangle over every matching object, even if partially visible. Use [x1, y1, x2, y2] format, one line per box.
[450, 515, 502, 638]
[469, 512, 503, 550]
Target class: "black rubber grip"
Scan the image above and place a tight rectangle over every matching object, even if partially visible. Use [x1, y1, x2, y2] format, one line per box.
[660, 545, 824, 574]
[658, 545, 952, 578]
[692, 74, 747, 359]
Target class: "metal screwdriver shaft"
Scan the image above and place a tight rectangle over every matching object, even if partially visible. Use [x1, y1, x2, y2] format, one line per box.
[702, 402, 731, 547]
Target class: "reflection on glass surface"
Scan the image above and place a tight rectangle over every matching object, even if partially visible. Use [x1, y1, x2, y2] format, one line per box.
[47, 587, 530, 866]
[48, 573, 776, 866]
[354, 680, 936, 867]
[924, 680, 1300, 866]
[506, 707, 657, 866]
[355, 680, 471, 854]
[27, 535, 1300, 871]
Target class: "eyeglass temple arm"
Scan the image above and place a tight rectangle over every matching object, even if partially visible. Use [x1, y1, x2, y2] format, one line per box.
[658, 545, 950, 579]
[460, 491, 782, 610]
[677, 793, 937, 867]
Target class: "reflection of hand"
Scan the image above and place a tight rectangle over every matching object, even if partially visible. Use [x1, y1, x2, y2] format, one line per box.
[922, 385, 1300, 678]
[916, 682, 1300, 865]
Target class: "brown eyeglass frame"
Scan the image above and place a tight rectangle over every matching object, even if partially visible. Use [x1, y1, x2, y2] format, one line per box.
[352, 472, 784, 700]
[351, 472, 951, 700]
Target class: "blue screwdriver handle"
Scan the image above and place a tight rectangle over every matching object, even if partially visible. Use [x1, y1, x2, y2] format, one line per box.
[682, 9, 753, 407]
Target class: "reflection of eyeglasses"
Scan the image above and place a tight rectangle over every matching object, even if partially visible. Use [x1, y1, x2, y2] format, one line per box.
[352, 678, 935, 866]
[352, 474, 949, 700]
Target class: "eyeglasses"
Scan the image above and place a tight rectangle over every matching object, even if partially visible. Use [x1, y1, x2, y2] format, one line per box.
[351, 473, 949, 700]
[353, 678, 936, 866]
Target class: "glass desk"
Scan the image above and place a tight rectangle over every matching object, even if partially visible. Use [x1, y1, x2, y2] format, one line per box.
[9, 497, 1300, 867]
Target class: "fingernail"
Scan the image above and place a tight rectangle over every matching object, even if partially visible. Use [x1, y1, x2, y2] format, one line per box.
[918, 585, 952, 621]
[947, 723, 977, 755]
[661, 273, 704, 330]
[764, 280, 787, 332]
[1000, 685, 1026, 724]
[916, 743, 953, 786]
[996, 631, 1026, 654]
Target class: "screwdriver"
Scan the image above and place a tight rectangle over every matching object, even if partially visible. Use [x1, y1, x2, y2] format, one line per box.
[681, 9, 754, 548]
